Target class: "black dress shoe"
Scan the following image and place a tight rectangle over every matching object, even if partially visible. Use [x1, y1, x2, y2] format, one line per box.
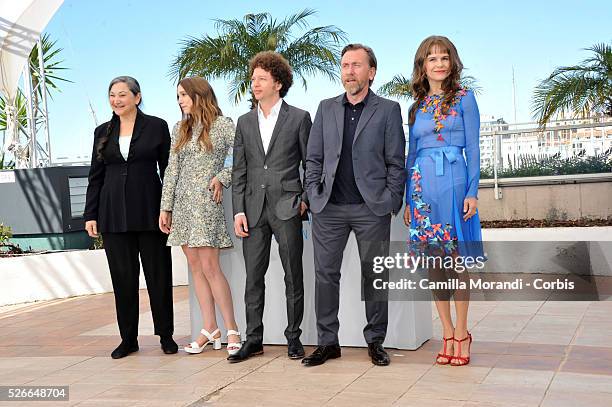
[111, 340, 139, 359]
[288, 339, 305, 359]
[160, 336, 178, 354]
[368, 342, 390, 366]
[227, 340, 263, 363]
[302, 344, 341, 366]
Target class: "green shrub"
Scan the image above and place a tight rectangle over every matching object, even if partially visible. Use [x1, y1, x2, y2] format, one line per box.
[481, 149, 612, 178]
[92, 235, 104, 250]
[0, 223, 12, 245]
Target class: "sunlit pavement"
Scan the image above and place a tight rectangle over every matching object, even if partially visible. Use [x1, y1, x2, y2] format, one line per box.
[1, 286, 611, 406]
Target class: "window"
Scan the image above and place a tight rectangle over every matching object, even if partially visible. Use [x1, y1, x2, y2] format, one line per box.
[68, 177, 88, 218]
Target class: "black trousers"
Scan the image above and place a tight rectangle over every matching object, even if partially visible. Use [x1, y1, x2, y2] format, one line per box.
[242, 200, 304, 343]
[103, 231, 174, 341]
[312, 202, 390, 346]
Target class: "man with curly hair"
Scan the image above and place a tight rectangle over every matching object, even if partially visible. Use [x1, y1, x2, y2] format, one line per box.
[229, 51, 312, 363]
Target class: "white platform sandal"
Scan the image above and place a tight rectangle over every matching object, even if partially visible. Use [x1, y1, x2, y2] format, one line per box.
[184, 328, 221, 354]
[226, 329, 242, 356]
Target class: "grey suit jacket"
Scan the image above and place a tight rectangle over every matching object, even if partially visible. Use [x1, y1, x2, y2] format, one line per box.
[305, 91, 406, 216]
[232, 101, 312, 227]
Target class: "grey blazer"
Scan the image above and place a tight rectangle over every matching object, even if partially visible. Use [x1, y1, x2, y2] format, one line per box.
[305, 91, 406, 216]
[232, 101, 312, 227]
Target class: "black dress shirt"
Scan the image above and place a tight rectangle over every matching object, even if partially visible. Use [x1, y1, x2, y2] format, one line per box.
[329, 90, 371, 204]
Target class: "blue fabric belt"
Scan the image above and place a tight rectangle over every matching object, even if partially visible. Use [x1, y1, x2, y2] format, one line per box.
[416, 146, 463, 176]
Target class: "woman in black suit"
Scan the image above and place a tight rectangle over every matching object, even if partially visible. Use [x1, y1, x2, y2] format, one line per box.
[84, 76, 177, 359]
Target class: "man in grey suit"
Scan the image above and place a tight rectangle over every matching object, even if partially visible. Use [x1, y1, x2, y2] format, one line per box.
[229, 51, 312, 363]
[302, 44, 406, 367]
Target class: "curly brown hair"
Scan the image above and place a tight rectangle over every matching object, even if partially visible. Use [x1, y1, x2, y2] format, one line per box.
[249, 51, 293, 98]
[408, 36, 464, 125]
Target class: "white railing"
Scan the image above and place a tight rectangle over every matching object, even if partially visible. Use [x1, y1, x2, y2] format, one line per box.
[481, 117, 612, 200]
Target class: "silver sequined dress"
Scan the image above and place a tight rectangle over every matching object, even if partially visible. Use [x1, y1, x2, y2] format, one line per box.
[160, 116, 234, 248]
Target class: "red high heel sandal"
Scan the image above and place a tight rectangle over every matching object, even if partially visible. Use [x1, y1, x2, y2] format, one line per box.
[436, 336, 454, 365]
[450, 332, 472, 366]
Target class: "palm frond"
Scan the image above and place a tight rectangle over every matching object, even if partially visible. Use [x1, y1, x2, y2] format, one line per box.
[459, 74, 482, 94]
[169, 9, 346, 104]
[0, 91, 29, 134]
[532, 41, 612, 126]
[377, 73, 482, 99]
[377, 74, 412, 99]
[27, 33, 72, 100]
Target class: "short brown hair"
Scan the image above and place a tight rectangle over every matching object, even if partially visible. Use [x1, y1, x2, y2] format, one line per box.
[249, 51, 293, 98]
[341, 43, 377, 69]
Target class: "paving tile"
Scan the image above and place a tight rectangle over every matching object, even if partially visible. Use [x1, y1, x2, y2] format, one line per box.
[504, 342, 568, 357]
[394, 397, 469, 406]
[343, 377, 412, 397]
[106, 355, 177, 371]
[61, 356, 126, 372]
[420, 366, 491, 384]
[0, 369, 46, 385]
[548, 372, 612, 394]
[91, 384, 201, 403]
[468, 383, 546, 406]
[24, 369, 99, 385]
[467, 330, 519, 343]
[472, 315, 531, 330]
[540, 390, 612, 407]
[466, 353, 502, 368]
[403, 379, 479, 401]
[2, 286, 611, 405]
[536, 301, 590, 316]
[487, 302, 543, 316]
[0, 346, 31, 357]
[72, 370, 147, 385]
[326, 391, 399, 406]
[68, 400, 138, 407]
[179, 366, 247, 388]
[494, 354, 562, 371]
[563, 345, 612, 375]
[523, 314, 581, 331]
[572, 323, 612, 347]
[61, 382, 116, 403]
[481, 368, 554, 387]
[360, 362, 431, 381]
[394, 352, 439, 365]
[211, 387, 330, 406]
[514, 331, 574, 345]
[232, 370, 360, 392]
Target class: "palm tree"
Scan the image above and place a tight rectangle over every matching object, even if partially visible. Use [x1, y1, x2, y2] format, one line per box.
[28, 33, 72, 103]
[169, 9, 347, 107]
[377, 74, 482, 100]
[1, 92, 26, 167]
[0, 91, 27, 133]
[1, 33, 70, 162]
[532, 42, 612, 127]
[0, 33, 71, 130]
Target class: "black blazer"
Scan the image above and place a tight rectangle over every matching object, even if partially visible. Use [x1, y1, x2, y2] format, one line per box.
[84, 109, 171, 233]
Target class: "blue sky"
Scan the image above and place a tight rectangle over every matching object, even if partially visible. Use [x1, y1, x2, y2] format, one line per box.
[40, 0, 611, 161]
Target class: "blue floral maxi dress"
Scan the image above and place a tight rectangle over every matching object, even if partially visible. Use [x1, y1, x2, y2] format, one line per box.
[406, 89, 484, 258]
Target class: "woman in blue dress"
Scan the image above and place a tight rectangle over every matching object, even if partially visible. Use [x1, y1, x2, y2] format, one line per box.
[404, 35, 483, 366]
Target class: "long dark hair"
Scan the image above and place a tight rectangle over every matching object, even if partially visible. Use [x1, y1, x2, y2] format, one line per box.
[408, 36, 463, 125]
[95, 76, 142, 161]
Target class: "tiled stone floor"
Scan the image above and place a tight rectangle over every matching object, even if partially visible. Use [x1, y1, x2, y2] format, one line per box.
[1, 286, 611, 406]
